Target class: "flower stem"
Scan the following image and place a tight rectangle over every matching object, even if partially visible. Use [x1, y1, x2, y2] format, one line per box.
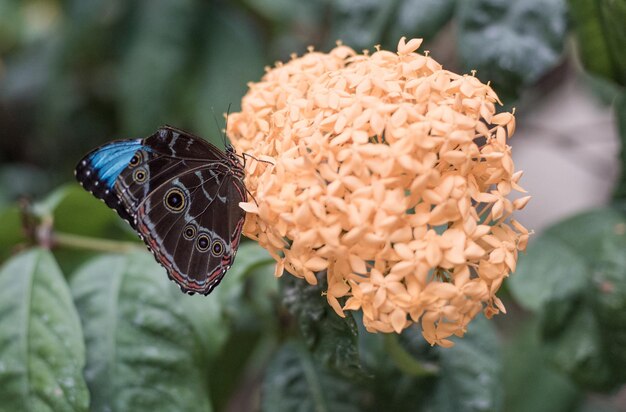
[384, 333, 439, 376]
[52, 232, 143, 254]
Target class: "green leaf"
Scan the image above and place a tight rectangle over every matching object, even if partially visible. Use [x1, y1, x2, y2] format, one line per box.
[206, 242, 278, 411]
[70, 244, 272, 411]
[262, 341, 365, 412]
[385, 331, 438, 377]
[192, 242, 276, 374]
[569, 0, 626, 86]
[543, 208, 626, 257]
[32, 184, 78, 218]
[457, 0, 567, 102]
[613, 92, 626, 203]
[356, 326, 433, 411]
[281, 273, 362, 378]
[433, 315, 503, 412]
[0, 248, 89, 411]
[212, 242, 277, 321]
[600, 0, 626, 85]
[43, 184, 136, 240]
[191, 7, 266, 143]
[509, 208, 626, 390]
[544, 305, 612, 390]
[70, 252, 216, 412]
[539, 290, 584, 338]
[385, 0, 456, 46]
[510, 208, 626, 312]
[591, 228, 626, 384]
[0, 206, 26, 262]
[358, 315, 503, 411]
[503, 319, 581, 412]
[509, 235, 588, 312]
[208, 329, 266, 412]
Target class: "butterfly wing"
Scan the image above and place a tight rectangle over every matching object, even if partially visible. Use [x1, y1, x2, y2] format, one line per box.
[144, 125, 229, 161]
[75, 138, 143, 224]
[75, 126, 247, 294]
[135, 165, 246, 294]
[75, 126, 228, 226]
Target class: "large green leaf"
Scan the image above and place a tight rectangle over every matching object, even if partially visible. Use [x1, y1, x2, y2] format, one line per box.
[208, 329, 266, 412]
[457, 0, 567, 102]
[209, 241, 277, 325]
[70, 252, 216, 412]
[591, 226, 626, 382]
[433, 316, 503, 412]
[544, 208, 626, 257]
[510, 208, 626, 310]
[0, 248, 89, 412]
[281, 273, 362, 378]
[262, 341, 365, 412]
[70, 243, 274, 412]
[503, 319, 581, 412]
[508, 236, 588, 312]
[206, 242, 278, 411]
[358, 315, 502, 411]
[544, 305, 613, 389]
[569, 0, 626, 86]
[355, 324, 433, 412]
[509, 208, 626, 390]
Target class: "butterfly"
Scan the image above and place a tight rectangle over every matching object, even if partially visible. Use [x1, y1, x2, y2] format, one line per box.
[75, 125, 247, 295]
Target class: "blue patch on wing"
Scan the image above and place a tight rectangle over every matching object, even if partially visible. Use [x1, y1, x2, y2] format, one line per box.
[87, 140, 143, 188]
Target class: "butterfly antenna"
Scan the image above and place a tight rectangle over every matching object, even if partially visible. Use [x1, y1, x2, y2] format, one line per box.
[242, 152, 275, 166]
[210, 107, 226, 149]
[224, 103, 232, 148]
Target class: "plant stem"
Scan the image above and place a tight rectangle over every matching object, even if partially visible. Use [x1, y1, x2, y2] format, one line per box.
[52, 232, 143, 254]
[384, 333, 439, 377]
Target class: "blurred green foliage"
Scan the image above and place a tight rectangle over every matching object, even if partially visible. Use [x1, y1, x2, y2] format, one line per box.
[1, 0, 625, 411]
[0, 0, 569, 193]
[457, 0, 567, 102]
[511, 209, 626, 391]
[569, 0, 626, 87]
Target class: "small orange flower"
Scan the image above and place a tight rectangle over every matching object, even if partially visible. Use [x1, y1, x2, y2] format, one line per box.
[228, 37, 530, 346]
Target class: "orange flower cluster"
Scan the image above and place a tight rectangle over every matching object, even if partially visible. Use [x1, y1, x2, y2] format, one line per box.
[228, 38, 530, 347]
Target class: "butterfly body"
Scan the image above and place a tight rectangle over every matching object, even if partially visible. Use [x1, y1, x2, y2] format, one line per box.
[76, 126, 247, 295]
